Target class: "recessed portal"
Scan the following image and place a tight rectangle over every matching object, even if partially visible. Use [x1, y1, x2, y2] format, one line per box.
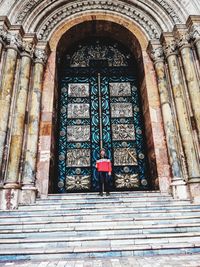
[55, 36, 149, 193]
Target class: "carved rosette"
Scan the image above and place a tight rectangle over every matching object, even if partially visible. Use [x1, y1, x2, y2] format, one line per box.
[190, 25, 200, 42]
[34, 48, 48, 64]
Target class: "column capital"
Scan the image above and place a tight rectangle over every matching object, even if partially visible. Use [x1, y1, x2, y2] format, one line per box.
[160, 33, 177, 58]
[5, 26, 24, 52]
[0, 16, 10, 46]
[189, 24, 200, 43]
[173, 25, 190, 50]
[21, 34, 37, 59]
[34, 41, 50, 65]
[147, 40, 164, 64]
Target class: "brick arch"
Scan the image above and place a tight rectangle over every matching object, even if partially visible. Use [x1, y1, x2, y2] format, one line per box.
[36, 14, 171, 197]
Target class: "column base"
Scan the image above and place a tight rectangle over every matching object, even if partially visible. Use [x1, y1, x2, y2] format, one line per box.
[0, 188, 20, 210]
[19, 185, 37, 205]
[188, 177, 200, 203]
[171, 177, 190, 200]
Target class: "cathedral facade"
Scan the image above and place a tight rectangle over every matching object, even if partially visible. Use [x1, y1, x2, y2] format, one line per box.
[0, 0, 200, 209]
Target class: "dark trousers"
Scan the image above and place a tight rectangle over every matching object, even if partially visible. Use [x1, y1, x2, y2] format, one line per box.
[99, 171, 110, 193]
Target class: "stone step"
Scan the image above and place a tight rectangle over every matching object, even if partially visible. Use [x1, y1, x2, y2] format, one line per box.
[1, 232, 200, 249]
[1, 209, 200, 223]
[1, 215, 200, 231]
[1, 222, 200, 235]
[17, 201, 193, 212]
[0, 242, 200, 261]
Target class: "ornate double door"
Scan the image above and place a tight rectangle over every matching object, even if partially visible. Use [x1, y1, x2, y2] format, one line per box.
[57, 40, 148, 193]
[58, 68, 148, 193]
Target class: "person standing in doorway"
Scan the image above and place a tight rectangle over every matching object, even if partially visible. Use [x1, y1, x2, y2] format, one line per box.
[96, 148, 112, 196]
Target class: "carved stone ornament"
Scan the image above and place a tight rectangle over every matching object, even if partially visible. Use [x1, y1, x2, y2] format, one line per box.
[37, 0, 161, 40]
[6, 32, 22, 50]
[150, 46, 164, 62]
[21, 40, 35, 57]
[0, 28, 7, 43]
[190, 25, 200, 41]
[34, 48, 48, 64]
[175, 32, 190, 48]
[163, 40, 177, 57]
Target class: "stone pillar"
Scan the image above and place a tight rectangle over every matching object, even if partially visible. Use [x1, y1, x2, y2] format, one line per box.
[148, 41, 188, 200]
[4, 38, 35, 206]
[175, 26, 200, 141]
[162, 34, 200, 202]
[21, 47, 48, 205]
[0, 32, 22, 175]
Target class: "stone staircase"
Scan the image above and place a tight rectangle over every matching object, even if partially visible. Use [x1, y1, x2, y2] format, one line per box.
[1, 191, 200, 261]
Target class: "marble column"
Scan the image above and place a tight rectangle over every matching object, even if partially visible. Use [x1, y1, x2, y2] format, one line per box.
[21, 48, 47, 205]
[5, 41, 34, 191]
[149, 41, 188, 200]
[162, 34, 200, 202]
[175, 27, 200, 140]
[0, 33, 21, 174]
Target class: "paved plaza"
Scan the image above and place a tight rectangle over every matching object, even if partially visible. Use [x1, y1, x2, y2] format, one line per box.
[1, 254, 200, 267]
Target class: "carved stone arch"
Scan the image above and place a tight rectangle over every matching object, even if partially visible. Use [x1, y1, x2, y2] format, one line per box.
[6, 0, 185, 40]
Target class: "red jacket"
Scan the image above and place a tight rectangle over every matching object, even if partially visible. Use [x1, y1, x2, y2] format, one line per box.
[96, 158, 112, 172]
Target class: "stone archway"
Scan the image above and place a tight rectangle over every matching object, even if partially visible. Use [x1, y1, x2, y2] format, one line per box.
[35, 16, 171, 197]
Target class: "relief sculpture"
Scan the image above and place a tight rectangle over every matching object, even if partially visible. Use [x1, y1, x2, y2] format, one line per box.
[66, 175, 91, 191]
[68, 83, 89, 97]
[111, 103, 133, 118]
[110, 82, 131, 97]
[115, 174, 139, 189]
[114, 148, 138, 166]
[112, 124, 135, 140]
[68, 103, 90, 118]
[67, 149, 90, 167]
[67, 125, 90, 142]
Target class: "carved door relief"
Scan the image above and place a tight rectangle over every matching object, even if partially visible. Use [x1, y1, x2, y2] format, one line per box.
[58, 40, 148, 193]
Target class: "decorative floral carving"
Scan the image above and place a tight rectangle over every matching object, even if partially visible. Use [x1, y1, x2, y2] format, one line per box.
[190, 25, 200, 41]
[37, 0, 162, 40]
[175, 32, 190, 48]
[34, 48, 48, 64]
[21, 40, 35, 57]
[6, 32, 22, 49]
[150, 46, 164, 62]
[0, 28, 7, 43]
[115, 173, 139, 189]
[163, 40, 177, 57]
[65, 175, 91, 191]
